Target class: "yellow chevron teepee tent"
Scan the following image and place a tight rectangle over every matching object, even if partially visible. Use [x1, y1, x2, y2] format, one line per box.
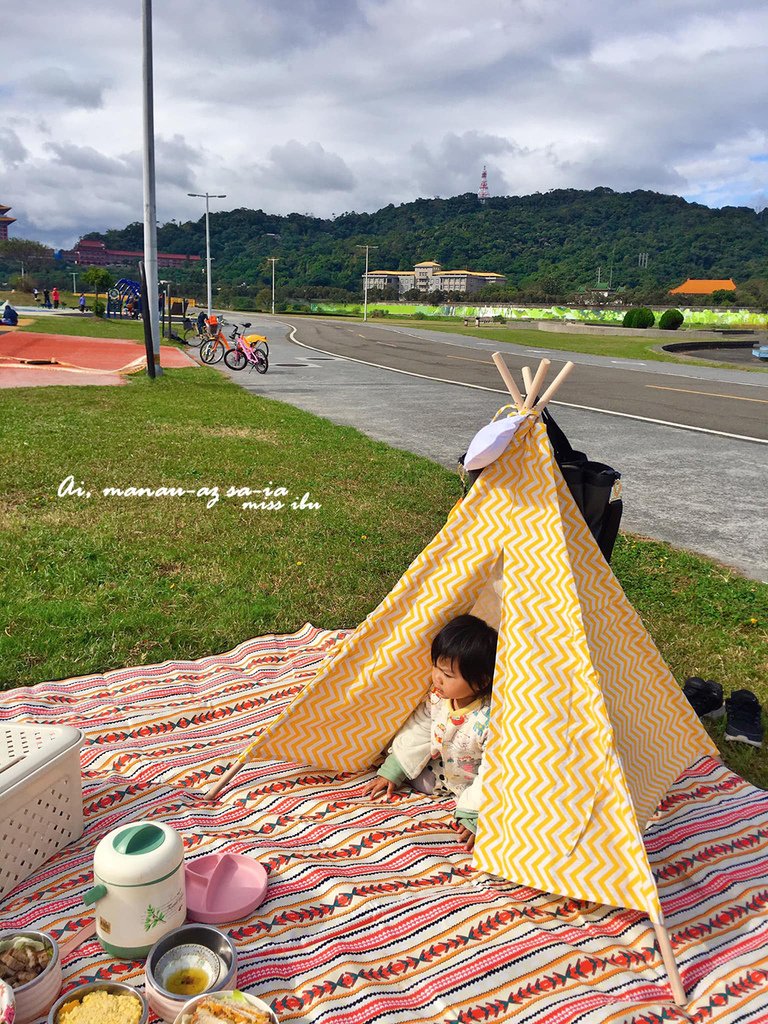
[212, 357, 718, 1001]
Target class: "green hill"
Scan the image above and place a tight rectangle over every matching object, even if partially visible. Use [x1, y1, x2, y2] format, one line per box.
[85, 187, 768, 301]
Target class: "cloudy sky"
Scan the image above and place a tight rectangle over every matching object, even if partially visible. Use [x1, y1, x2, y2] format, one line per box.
[2, 0, 767, 248]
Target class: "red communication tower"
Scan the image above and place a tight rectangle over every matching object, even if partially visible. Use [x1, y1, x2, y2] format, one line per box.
[478, 166, 490, 203]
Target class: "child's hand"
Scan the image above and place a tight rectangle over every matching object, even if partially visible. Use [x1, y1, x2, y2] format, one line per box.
[362, 776, 398, 800]
[456, 825, 476, 852]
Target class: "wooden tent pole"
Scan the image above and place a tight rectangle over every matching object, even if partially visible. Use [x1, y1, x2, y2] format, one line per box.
[522, 358, 551, 411]
[521, 365, 533, 396]
[534, 361, 575, 411]
[206, 756, 245, 799]
[653, 919, 687, 1007]
[491, 353, 524, 408]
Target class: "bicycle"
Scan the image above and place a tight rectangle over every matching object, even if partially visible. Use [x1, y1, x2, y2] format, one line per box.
[224, 330, 269, 374]
[199, 316, 237, 364]
[200, 321, 268, 366]
[180, 313, 208, 348]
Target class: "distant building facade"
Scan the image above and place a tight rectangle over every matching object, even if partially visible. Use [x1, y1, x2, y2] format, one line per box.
[669, 278, 736, 295]
[60, 239, 201, 270]
[0, 203, 16, 241]
[365, 260, 506, 297]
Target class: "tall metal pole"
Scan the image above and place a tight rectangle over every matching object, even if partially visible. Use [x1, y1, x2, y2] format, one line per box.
[188, 192, 226, 318]
[268, 257, 279, 315]
[364, 246, 369, 322]
[205, 195, 211, 316]
[71, 272, 77, 294]
[141, 0, 161, 375]
[356, 244, 378, 322]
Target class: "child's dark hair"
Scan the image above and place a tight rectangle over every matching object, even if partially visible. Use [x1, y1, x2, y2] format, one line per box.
[431, 614, 498, 698]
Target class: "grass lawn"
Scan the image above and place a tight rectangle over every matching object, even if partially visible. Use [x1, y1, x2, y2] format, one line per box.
[0, 362, 766, 788]
[18, 314, 150, 342]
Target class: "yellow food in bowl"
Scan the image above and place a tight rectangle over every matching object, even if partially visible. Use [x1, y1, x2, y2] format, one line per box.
[166, 967, 210, 996]
[57, 989, 142, 1024]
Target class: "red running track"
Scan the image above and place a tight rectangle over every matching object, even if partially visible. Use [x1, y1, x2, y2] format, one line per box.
[0, 332, 197, 387]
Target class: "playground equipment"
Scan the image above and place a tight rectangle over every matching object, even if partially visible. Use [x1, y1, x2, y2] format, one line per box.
[106, 279, 142, 319]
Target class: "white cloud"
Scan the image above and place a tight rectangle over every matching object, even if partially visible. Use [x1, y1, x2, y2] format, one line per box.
[21, 66, 110, 109]
[253, 141, 355, 192]
[0, 0, 766, 246]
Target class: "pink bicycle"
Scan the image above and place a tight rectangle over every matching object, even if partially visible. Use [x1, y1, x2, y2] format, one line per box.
[224, 331, 269, 374]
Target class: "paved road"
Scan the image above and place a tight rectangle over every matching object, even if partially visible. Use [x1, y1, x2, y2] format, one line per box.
[216, 315, 768, 582]
[275, 318, 768, 441]
[681, 346, 764, 367]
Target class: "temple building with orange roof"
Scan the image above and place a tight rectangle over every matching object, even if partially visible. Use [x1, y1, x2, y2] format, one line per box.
[669, 278, 737, 295]
[365, 259, 506, 296]
[0, 203, 16, 241]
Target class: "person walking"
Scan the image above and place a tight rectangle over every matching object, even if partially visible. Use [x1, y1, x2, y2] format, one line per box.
[43, 288, 51, 308]
[78, 292, 87, 314]
[51, 286, 60, 309]
[33, 287, 40, 303]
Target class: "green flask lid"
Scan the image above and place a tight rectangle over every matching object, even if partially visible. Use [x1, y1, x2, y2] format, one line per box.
[112, 823, 166, 855]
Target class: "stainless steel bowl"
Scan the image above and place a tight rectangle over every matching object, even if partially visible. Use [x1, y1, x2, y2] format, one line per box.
[146, 924, 237, 1002]
[46, 981, 148, 1024]
[0, 929, 61, 1024]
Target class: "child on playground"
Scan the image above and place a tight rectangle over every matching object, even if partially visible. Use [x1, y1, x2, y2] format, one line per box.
[364, 614, 498, 851]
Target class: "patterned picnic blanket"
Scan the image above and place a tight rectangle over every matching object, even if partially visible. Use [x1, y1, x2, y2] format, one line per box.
[0, 625, 766, 1024]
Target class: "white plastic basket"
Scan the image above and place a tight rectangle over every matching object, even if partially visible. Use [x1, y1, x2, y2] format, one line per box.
[0, 724, 84, 900]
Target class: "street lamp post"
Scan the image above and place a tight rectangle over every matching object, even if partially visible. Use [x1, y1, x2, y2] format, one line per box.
[267, 257, 280, 315]
[356, 244, 378, 322]
[71, 272, 77, 294]
[141, 0, 161, 375]
[188, 191, 226, 318]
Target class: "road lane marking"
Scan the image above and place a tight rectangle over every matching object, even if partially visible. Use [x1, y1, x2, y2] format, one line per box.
[443, 353, 493, 364]
[278, 321, 768, 446]
[369, 322, 768, 388]
[278, 316, 768, 388]
[646, 384, 768, 405]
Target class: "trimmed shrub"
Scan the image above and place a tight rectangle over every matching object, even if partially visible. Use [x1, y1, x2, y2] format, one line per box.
[623, 306, 655, 329]
[659, 309, 684, 331]
[92, 298, 106, 318]
[412, 311, 427, 320]
[369, 308, 389, 318]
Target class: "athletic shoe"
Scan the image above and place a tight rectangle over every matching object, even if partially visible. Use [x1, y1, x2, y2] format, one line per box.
[725, 689, 764, 749]
[683, 676, 725, 720]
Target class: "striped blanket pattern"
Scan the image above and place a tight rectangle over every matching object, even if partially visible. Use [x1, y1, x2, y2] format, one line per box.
[0, 625, 766, 1024]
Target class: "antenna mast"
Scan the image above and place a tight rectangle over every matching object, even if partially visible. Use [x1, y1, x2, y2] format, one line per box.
[478, 166, 490, 203]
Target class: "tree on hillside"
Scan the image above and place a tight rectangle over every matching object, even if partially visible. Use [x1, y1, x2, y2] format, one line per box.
[0, 238, 53, 262]
[83, 188, 768, 298]
[711, 289, 737, 305]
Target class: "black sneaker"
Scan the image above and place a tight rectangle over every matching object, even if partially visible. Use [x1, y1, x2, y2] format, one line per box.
[683, 677, 725, 720]
[725, 690, 764, 749]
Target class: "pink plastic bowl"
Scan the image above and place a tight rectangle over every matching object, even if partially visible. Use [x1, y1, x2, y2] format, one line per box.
[185, 854, 267, 925]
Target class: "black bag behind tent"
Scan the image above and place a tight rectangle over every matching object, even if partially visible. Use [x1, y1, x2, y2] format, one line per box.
[460, 409, 623, 564]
